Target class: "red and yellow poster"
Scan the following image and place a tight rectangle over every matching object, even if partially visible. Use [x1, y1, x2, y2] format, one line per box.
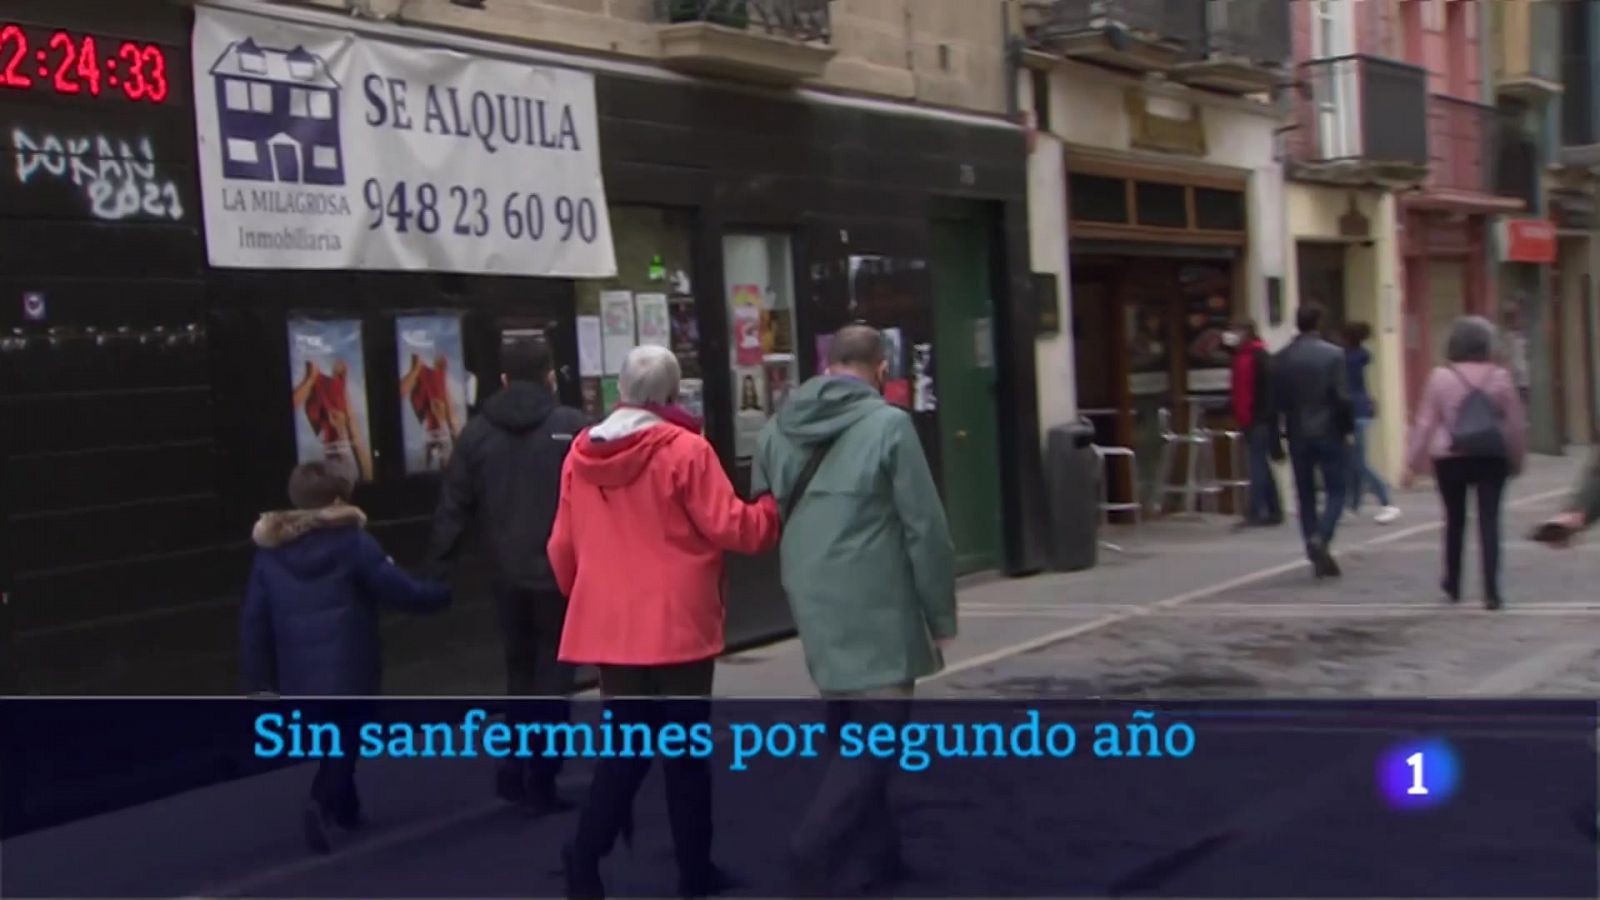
[732, 284, 764, 366]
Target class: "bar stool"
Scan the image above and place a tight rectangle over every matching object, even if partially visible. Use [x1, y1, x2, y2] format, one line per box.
[1208, 426, 1251, 515]
[1150, 407, 1223, 515]
[1093, 444, 1140, 553]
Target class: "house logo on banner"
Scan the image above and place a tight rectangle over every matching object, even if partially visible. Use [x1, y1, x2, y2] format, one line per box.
[211, 39, 346, 186]
[192, 7, 616, 278]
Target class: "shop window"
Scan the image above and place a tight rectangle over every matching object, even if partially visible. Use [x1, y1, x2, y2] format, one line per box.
[575, 206, 697, 420]
[1194, 188, 1246, 232]
[723, 233, 797, 460]
[1134, 181, 1187, 228]
[1068, 174, 1129, 223]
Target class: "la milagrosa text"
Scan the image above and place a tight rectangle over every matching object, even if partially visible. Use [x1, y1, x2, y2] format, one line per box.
[254, 709, 1197, 773]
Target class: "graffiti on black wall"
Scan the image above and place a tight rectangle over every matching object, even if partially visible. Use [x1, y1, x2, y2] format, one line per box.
[11, 126, 185, 221]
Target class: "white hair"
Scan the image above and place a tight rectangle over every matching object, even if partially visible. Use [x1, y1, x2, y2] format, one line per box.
[618, 345, 680, 404]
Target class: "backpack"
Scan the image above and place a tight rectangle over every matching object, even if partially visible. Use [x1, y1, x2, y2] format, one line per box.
[1447, 366, 1508, 458]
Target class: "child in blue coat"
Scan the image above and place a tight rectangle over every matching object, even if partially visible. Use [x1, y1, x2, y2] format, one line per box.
[241, 461, 451, 854]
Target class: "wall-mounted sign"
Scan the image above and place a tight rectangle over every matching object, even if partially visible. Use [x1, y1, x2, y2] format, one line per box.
[1500, 217, 1556, 264]
[191, 7, 615, 277]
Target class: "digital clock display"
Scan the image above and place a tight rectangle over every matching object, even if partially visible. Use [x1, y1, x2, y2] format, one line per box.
[0, 22, 171, 103]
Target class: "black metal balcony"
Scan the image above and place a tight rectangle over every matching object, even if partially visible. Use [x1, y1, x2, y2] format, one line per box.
[1173, 0, 1289, 94]
[1428, 93, 1498, 194]
[1291, 55, 1428, 183]
[1030, 0, 1203, 73]
[658, 0, 831, 43]
[655, 0, 835, 83]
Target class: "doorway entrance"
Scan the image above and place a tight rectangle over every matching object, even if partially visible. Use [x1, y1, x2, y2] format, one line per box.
[1296, 242, 1348, 334]
[931, 208, 1003, 574]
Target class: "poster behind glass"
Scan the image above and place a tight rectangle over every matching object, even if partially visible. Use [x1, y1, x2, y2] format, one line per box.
[724, 234, 798, 459]
[395, 314, 468, 474]
[287, 317, 373, 483]
[1180, 264, 1234, 394]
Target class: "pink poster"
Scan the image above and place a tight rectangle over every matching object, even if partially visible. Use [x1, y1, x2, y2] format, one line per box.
[732, 284, 763, 366]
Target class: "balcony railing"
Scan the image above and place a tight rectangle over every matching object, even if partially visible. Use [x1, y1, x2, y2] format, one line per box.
[1429, 94, 1497, 194]
[1032, 0, 1203, 48]
[657, 0, 831, 43]
[1193, 0, 1289, 66]
[1292, 55, 1428, 178]
[1494, 0, 1561, 92]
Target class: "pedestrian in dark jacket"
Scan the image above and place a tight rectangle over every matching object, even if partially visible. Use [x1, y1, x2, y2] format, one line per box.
[427, 337, 590, 813]
[1274, 302, 1354, 578]
[1343, 322, 1401, 525]
[1226, 320, 1283, 527]
[241, 461, 450, 854]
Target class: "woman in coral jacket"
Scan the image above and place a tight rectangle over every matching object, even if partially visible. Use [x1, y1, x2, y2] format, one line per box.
[548, 344, 778, 900]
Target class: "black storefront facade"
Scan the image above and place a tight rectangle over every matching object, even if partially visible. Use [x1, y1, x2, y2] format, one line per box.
[2, 1, 1047, 695]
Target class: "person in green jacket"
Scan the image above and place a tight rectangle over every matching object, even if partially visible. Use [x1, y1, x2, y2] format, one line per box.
[752, 323, 956, 893]
[753, 323, 957, 695]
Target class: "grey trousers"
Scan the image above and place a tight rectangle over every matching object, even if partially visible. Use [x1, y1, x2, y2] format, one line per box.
[789, 682, 914, 893]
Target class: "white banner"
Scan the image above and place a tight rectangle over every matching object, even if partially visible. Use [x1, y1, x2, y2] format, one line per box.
[192, 7, 615, 277]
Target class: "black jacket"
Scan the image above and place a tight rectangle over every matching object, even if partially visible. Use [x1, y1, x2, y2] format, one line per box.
[1273, 333, 1353, 443]
[427, 382, 589, 592]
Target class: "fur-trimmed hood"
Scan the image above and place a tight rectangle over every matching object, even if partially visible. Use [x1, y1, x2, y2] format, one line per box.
[252, 505, 368, 549]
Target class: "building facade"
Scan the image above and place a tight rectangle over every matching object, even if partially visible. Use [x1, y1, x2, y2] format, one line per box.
[1396, 0, 1523, 416]
[1282, 0, 1423, 482]
[1489, 0, 1564, 453]
[1022, 0, 1288, 502]
[1552, 0, 1600, 446]
[1, 0, 1049, 694]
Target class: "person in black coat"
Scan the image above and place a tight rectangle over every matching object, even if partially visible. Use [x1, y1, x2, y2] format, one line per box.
[241, 461, 451, 854]
[427, 336, 590, 813]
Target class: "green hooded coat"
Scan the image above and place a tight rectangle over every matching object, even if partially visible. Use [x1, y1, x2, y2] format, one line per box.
[752, 375, 956, 693]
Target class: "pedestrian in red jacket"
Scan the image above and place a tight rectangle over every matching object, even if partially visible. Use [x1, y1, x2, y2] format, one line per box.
[550, 344, 778, 899]
[1226, 320, 1284, 527]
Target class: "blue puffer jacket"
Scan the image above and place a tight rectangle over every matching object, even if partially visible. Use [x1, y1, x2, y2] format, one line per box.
[241, 505, 450, 696]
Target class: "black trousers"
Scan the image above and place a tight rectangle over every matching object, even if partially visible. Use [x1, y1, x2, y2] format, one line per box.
[1434, 456, 1510, 599]
[790, 684, 912, 893]
[494, 586, 576, 794]
[571, 659, 716, 887]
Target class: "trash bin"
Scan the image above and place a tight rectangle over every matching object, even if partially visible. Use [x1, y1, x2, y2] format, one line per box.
[1045, 419, 1100, 572]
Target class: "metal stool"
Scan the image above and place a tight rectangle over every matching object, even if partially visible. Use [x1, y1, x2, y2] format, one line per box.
[1150, 408, 1223, 515]
[1093, 444, 1140, 553]
[1210, 427, 1251, 515]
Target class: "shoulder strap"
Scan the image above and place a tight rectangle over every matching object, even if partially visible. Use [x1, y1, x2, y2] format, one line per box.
[783, 437, 839, 521]
[1447, 365, 1484, 391]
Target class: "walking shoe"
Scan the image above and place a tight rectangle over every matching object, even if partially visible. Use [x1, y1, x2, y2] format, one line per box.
[563, 843, 605, 900]
[1485, 592, 1504, 611]
[1441, 580, 1460, 603]
[302, 800, 332, 855]
[1374, 506, 1402, 525]
[679, 863, 740, 899]
[522, 786, 576, 819]
[1308, 540, 1340, 578]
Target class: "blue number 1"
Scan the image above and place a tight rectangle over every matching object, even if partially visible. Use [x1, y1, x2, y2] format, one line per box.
[1406, 751, 1429, 795]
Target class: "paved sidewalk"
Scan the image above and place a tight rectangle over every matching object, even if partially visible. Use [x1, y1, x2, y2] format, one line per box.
[713, 451, 1587, 697]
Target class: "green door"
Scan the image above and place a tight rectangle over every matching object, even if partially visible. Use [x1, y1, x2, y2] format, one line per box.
[931, 213, 1004, 574]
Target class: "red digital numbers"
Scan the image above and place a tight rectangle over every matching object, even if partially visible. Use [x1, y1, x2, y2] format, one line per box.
[49, 31, 79, 94]
[0, 24, 169, 102]
[0, 24, 30, 88]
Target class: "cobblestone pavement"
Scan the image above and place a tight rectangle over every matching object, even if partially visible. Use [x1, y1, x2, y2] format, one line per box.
[721, 450, 1593, 700]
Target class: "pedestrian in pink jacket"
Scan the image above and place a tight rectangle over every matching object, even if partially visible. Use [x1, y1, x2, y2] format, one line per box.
[1403, 316, 1528, 609]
